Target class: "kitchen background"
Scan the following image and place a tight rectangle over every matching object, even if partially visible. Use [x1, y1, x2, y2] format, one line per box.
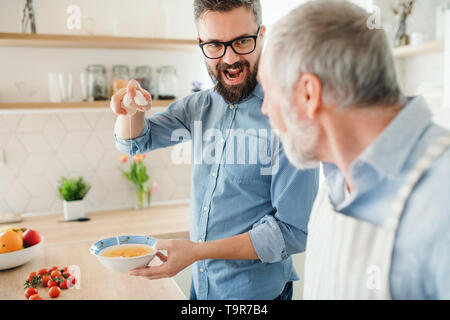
[1, 0, 450, 299]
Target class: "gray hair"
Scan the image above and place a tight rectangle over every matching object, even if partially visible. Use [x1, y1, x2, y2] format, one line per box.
[265, 0, 401, 108]
[194, 0, 262, 26]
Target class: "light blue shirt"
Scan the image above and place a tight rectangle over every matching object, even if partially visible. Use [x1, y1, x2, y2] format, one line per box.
[323, 96, 450, 300]
[115, 84, 319, 300]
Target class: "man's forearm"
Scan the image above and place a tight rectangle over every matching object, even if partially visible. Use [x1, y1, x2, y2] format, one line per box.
[194, 233, 259, 261]
[114, 112, 146, 140]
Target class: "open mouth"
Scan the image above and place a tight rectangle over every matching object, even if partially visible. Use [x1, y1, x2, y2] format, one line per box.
[222, 67, 247, 85]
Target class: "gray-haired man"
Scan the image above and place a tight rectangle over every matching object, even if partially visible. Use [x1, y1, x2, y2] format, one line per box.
[260, 0, 450, 299]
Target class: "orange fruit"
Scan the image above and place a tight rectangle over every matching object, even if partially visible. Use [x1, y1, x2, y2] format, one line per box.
[0, 230, 23, 253]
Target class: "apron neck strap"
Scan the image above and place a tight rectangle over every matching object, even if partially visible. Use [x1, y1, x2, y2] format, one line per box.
[385, 134, 450, 230]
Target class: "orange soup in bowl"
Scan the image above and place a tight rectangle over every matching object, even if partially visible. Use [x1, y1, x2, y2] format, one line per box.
[101, 245, 155, 258]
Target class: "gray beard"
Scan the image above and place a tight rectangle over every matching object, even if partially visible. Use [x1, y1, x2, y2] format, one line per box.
[276, 103, 321, 170]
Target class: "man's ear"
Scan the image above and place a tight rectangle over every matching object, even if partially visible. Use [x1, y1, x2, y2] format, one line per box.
[260, 25, 267, 38]
[293, 73, 322, 120]
[258, 25, 267, 48]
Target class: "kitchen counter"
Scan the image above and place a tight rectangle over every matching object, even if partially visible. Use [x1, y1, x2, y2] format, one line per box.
[0, 203, 190, 300]
[7, 203, 191, 245]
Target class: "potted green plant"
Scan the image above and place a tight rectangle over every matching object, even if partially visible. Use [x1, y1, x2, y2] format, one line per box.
[58, 177, 91, 221]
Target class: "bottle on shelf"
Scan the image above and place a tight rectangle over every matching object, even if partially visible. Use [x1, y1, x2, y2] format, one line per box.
[111, 65, 131, 96]
[156, 65, 178, 100]
[135, 65, 154, 97]
[86, 65, 107, 101]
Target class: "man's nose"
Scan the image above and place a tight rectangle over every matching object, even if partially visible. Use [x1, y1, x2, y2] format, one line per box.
[222, 46, 240, 65]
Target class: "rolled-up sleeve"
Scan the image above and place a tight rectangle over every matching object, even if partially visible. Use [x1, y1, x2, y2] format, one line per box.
[249, 215, 289, 263]
[249, 145, 319, 263]
[114, 97, 193, 155]
[114, 119, 151, 155]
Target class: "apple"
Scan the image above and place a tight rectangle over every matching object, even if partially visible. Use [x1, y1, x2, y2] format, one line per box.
[22, 229, 41, 247]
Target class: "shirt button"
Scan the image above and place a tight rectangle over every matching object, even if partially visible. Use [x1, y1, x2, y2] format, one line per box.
[198, 239, 203, 243]
[199, 268, 204, 273]
[203, 206, 208, 212]
[212, 172, 217, 177]
[220, 138, 225, 144]
[229, 105, 235, 110]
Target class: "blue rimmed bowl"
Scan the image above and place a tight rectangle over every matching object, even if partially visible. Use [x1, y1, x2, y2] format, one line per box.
[90, 235, 157, 274]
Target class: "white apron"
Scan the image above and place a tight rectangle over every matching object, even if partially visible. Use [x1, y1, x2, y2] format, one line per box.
[303, 134, 450, 300]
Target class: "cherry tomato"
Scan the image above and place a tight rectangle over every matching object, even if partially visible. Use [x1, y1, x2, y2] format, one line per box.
[50, 270, 62, 278]
[27, 272, 38, 282]
[25, 288, 38, 299]
[59, 279, 70, 290]
[48, 286, 61, 298]
[47, 279, 58, 288]
[48, 266, 58, 272]
[41, 275, 51, 287]
[29, 294, 43, 300]
[63, 267, 69, 273]
[71, 276, 76, 285]
[63, 272, 71, 278]
[37, 268, 48, 276]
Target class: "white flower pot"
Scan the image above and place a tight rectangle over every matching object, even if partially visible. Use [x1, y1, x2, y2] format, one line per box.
[63, 200, 85, 221]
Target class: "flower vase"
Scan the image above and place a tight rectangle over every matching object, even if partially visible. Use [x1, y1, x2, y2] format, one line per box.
[394, 16, 410, 47]
[135, 187, 151, 210]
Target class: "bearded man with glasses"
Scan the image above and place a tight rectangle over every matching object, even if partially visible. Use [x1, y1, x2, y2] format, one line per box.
[111, 0, 318, 300]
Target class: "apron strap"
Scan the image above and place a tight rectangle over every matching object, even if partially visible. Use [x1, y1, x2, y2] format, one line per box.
[385, 134, 450, 230]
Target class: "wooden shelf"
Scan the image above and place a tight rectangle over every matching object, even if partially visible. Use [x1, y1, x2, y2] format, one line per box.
[393, 40, 445, 58]
[0, 100, 175, 110]
[0, 32, 198, 50]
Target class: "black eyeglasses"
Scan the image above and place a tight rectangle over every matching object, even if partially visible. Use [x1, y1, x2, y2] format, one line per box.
[198, 26, 261, 59]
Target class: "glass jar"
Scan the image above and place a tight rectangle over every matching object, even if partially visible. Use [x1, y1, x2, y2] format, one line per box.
[135, 66, 153, 94]
[86, 65, 107, 101]
[111, 65, 130, 95]
[157, 66, 178, 100]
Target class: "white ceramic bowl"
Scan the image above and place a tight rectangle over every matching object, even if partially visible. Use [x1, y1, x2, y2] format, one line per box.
[0, 237, 44, 270]
[90, 235, 157, 274]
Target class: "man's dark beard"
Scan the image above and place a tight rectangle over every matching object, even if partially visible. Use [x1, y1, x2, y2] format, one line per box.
[207, 58, 259, 104]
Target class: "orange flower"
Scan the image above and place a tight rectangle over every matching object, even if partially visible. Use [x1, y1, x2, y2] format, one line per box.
[119, 154, 128, 163]
[133, 154, 145, 163]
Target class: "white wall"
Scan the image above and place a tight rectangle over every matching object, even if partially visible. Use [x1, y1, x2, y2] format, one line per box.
[445, 8, 450, 108]
[261, 0, 373, 29]
[0, 0, 197, 39]
[372, 0, 450, 128]
[0, 0, 212, 102]
[0, 0, 205, 216]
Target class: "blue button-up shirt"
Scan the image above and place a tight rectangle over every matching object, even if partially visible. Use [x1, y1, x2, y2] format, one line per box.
[115, 84, 319, 300]
[323, 96, 450, 299]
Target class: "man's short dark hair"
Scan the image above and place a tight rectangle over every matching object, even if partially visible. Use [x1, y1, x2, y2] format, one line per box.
[194, 0, 262, 26]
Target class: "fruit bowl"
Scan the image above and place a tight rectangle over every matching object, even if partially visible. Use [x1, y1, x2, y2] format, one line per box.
[0, 237, 44, 270]
[90, 235, 157, 274]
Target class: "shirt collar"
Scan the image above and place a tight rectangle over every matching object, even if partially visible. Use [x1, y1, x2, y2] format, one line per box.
[356, 95, 433, 178]
[252, 83, 264, 101]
